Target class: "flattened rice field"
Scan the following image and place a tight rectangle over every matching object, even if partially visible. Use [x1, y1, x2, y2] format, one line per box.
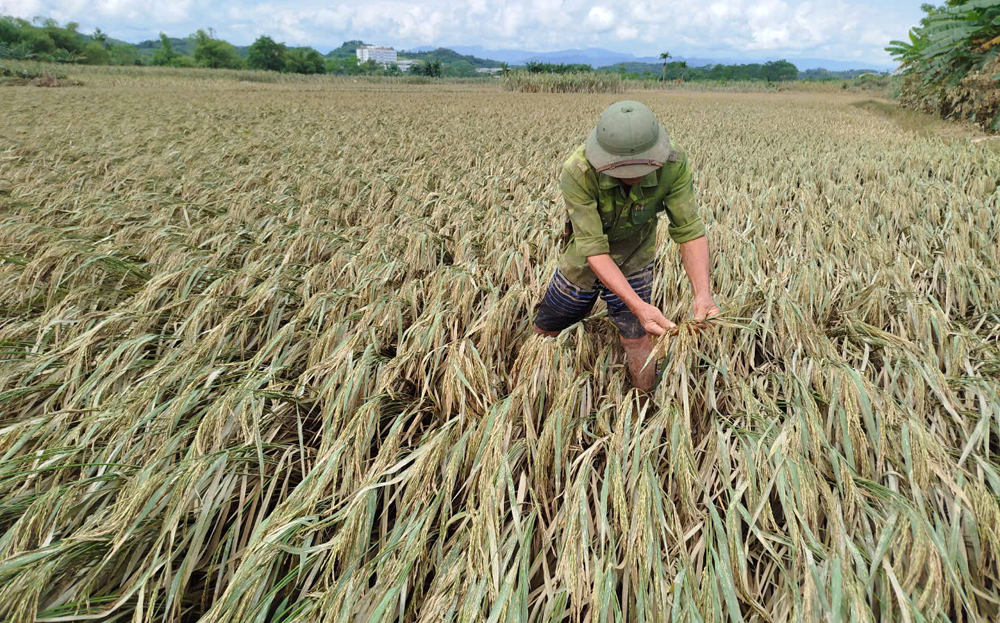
[1, 75, 1000, 622]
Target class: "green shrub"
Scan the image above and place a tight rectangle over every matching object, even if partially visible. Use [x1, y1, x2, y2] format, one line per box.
[192, 30, 242, 69]
[168, 55, 195, 68]
[0, 41, 33, 60]
[247, 36, 286, 72]
[109, 44, 139, 66]
[81, 41, 110, 65]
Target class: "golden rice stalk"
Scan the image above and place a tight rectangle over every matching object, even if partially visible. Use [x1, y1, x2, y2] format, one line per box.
[0, 63, 998, 623]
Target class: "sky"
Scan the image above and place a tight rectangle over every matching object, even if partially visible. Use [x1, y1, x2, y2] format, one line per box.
[1, 0, 925, 65]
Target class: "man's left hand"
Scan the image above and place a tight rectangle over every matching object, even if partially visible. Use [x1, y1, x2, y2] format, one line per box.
[692, 295, 722, 322]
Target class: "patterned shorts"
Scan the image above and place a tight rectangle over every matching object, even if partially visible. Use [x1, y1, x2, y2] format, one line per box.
[533, 263, 654, 339]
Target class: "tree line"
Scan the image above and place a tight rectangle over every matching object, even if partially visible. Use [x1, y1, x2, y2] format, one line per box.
[0, 17, 125, 64]
[0, 17, 470, 77]
[0, 17, 332, 74]
[513, 58, 885, 83]
[604, 59, 810, 83]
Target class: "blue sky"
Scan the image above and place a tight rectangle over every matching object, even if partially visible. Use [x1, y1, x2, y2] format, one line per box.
[1, 0, 924, 65]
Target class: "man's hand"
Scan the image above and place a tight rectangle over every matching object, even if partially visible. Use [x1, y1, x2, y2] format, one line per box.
[633, 301, 676, 336]
[679, 237, 720, 326]
[692, 295, 721, 322]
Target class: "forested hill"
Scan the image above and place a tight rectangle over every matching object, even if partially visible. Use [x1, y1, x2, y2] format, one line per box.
[134, 36, 324, 62]
[397, 47, 501, 68]
[324, 40, 368, 59]
[135, 36, 241, 58]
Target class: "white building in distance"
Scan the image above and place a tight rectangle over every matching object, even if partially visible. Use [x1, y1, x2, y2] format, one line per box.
[396, 60, 419, 72]
[356, 46, 397, 65]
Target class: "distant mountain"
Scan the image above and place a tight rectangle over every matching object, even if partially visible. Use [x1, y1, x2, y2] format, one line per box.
[80, 33, 133, 48]
[436, 45, 893, 71]
[325, 40, 370, 59]
[135, 37, 202, 58]
[444, 46, 648, 66]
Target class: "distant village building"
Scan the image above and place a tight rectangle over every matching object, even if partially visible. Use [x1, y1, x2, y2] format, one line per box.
[475, 67, 504, 75]
[356, 46, 397, 65]
[396, 60, 419, 72]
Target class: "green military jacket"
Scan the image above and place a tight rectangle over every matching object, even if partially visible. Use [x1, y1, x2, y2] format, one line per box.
[558, 142, 705, 287]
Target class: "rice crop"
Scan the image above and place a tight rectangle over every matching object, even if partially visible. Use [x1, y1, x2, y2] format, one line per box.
[1, 76, 999, 622]
[0, 60, 500, 90]
[501, 72, 891, 96]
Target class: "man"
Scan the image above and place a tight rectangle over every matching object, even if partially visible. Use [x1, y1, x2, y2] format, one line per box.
[534, 100, 721, 392]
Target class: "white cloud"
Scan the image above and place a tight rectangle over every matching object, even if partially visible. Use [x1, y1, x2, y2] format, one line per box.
[0, 0, 44, 17]
[91, 0, 191, 23]
[314, 6, 353, 31]
[614, 24, 638, 41]
[584, 6, 614, 32]
[709, 2, 736, 20]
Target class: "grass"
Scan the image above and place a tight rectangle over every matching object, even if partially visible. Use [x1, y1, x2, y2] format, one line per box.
[0, 68, 998, 622]
[851, 99, 981, 138]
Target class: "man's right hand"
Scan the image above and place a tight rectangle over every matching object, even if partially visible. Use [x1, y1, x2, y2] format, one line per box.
[633, 302, 676, 336]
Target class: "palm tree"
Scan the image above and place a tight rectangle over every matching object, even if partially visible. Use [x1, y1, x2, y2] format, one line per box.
[92, 27, 108, 49]
[500, 62, 509, 77]
[659, 51, 671, 82]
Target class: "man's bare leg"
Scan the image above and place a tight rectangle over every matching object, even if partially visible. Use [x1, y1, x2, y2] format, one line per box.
[620, 334, 655, 392]
[534, 326, 560, 337]
[536, 326, 655, 392]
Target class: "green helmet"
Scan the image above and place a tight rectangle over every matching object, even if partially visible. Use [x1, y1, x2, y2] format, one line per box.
[585, 100, 670, 179]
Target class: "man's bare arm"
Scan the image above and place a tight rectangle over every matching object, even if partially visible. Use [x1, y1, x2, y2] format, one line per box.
[678, 236, 721, 321]
[586, 254, 675, 336]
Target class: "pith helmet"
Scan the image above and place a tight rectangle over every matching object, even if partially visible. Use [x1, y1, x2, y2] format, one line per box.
[585, 100, 670, 178]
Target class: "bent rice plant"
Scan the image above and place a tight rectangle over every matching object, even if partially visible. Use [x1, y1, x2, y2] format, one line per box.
[1, 73, 999, 622]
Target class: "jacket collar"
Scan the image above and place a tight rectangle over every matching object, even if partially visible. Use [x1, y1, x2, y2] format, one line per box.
[597, 169, 660, 190]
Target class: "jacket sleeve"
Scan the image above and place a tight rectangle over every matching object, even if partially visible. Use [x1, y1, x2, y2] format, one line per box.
[561, 165, 609, 258]
[663, 154, 706, 244]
